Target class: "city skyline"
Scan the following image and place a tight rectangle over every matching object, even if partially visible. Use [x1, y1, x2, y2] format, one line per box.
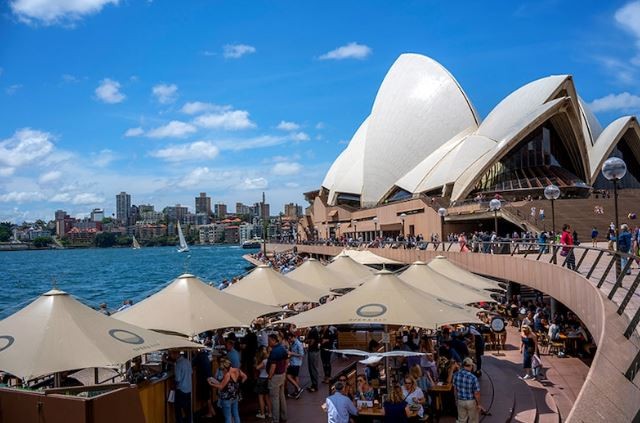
[2, 1, 640, 222]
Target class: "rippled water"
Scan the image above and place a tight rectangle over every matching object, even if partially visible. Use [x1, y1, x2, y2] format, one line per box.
[0, 245, 258, 319]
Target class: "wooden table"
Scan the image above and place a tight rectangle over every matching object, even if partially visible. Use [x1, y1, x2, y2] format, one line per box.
[429, 383, 453, 421]
[356, 405, 384, 422]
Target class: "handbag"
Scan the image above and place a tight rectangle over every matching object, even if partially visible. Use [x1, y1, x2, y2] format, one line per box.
[560, 249, 568, 257]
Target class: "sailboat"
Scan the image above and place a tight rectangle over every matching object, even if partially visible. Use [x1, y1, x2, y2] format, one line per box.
[132, 235, 141, 250]
[177, 222, 189, 253]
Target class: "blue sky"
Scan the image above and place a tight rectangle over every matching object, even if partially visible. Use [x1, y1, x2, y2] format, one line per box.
[1, 0, 640, 222]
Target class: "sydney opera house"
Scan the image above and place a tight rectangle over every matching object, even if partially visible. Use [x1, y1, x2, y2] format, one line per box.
[300, 53, 640, 241]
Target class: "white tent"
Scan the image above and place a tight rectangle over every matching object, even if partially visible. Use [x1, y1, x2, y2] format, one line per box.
[428, 256, 504, 291]
[337, 249, 401, 265]
[282, 269, 481, 329]
[113, 273, 282, 337]
[326, 252, 375, 282]
[0, 289, 199, 381]
[398, 261, 495, 304]
[286, 258, 360, 291]
[225, 265, 328, 306]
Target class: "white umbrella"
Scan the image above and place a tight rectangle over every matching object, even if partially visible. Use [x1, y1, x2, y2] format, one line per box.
[282, 269, 481, 329]
[398, 261, 495, 304]
[286, 258, 357, 291]
[113, 273, 282, 337]
[428, 256, 504, 291]
[225, 265, 328, 306]
[0, 289, 199, 381]
[337, 249, 401, 265]
[326, 252, 375, 282]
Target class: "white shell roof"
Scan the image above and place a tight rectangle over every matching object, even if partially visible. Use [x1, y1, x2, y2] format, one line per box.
[588, 116, 635, 182]
[320, 54, 637, 205]
[360, 54, 479, 205]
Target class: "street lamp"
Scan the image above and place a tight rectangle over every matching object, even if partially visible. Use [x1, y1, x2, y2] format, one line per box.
[602, 157, 627, 277]
[373, 217, 379, 240]
[544, 184, 560, 235]
[438, 207, 447, 250]
[336, 222, 341, 239]
[489, 199, 501, 235]
[351, 219, 357, 240]
[400, 213, 407, 238]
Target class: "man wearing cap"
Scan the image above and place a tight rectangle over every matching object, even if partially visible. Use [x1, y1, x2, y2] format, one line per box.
[452, 357, 483, 423]
[325, 381, 358, 423]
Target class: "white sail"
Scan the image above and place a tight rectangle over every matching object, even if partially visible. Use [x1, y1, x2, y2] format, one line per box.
[132, 235, 141, 249]
[177, 222, 189, 253]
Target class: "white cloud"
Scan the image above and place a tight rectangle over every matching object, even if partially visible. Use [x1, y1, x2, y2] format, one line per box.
[71, 193, 104, 205]
[272, 162, 302, 176]
[152, 83, 178, 104]
[10, 0, 118, 25]
[291, 132, 310, 141]
[151, 141, 219, 162]
[319, 42, 372, 60]
[146, 120, 197, 138]
[277, 121, 300, 131]
[239, 177, 268, 190]
[92, 149, 116, 167]
[589, 92, 640, 112]
[181, 101, 230, 115]
[95, 78, 125, 104]
[194, 110, 256, 130]
[0, 128, 55, 168]
[0, 167, 15, 176]
[179, 167, 214, 188]
[61, 74, 79, 83]
[285, 182, 300, 188]
[39, 170, 61, 184]
[0, 191, 44, 203]
[215, 135, 288, 151]
[6, 84, 22, 95]
[50, 193, 71, 202]
[223, 44, 256, 59]
[124, 127, 144, 137]
[315, 122, 325, 130]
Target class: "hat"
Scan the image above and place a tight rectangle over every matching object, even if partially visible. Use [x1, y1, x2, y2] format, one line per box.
[462, 357, 474, 368]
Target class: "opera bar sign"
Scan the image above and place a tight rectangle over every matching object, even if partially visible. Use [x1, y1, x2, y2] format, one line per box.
[108, 328, 161, 352]
[0, 335, 15, 353]
[350, 303, 388, 322]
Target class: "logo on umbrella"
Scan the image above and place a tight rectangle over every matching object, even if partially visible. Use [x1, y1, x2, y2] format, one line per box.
[108, 329, 145, 345]
[0, 335, 15, 352]
[356, 303, 387, 318]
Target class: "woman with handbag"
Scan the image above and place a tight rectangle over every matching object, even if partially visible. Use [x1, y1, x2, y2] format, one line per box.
[560, 224, 575, 270]
[401, 375, 426, 421]
[208, 357, 247, 423]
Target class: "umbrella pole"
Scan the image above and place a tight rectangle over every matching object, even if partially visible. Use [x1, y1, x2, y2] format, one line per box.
[384, 325, 391, 395]
[94, 367, 99, 385]
[54, 372, 61, 388]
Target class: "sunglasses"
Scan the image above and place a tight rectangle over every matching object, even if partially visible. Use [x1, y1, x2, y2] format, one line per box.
[339, 378, 347, 382]
[404, 381, 413, 385]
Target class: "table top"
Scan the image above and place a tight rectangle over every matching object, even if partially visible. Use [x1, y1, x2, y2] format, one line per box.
[429, 383, 453, 392]
[357, 406, 384, 416]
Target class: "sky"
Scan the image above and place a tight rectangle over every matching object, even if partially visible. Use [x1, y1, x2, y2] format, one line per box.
[1, 0, 640, 222]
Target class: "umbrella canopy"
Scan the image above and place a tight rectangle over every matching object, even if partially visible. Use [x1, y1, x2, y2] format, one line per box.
[282, 269, 481, 329]
[428, 256, 504, 291]
[0, 289, 199, 381]
[398, 261, 495, 304]
[113, 274, 281, 337]
[225, 265, 328, 306]
[286, 258, 359, 291]
[326, 252, 375, 282]
[337, 249, 401, 265]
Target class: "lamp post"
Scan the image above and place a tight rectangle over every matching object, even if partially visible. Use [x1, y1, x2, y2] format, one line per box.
[602, 157, 627, 278]
[373, 217, 379, 240]
[351, 219, 357, 241]
[489, 199, 501, 235]
[438, 207, 447, 251]
[543, 184, 560, 235]
[400, 213, 407, 239]
[336, 222, 341, 240]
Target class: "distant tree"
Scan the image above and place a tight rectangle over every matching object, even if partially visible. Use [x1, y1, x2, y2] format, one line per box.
[32, 237, 51, 248]
[102, 217, 114, 224]
[0, 222, 12, 242]
[116, 236, 132, 246]
[94, 232, 117, 248]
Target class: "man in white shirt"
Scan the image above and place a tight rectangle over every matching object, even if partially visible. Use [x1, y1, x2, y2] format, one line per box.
[325, 381, 358, 423]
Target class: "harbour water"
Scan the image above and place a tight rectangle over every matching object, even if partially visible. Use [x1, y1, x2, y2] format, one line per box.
[0, 245, 258, 319]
